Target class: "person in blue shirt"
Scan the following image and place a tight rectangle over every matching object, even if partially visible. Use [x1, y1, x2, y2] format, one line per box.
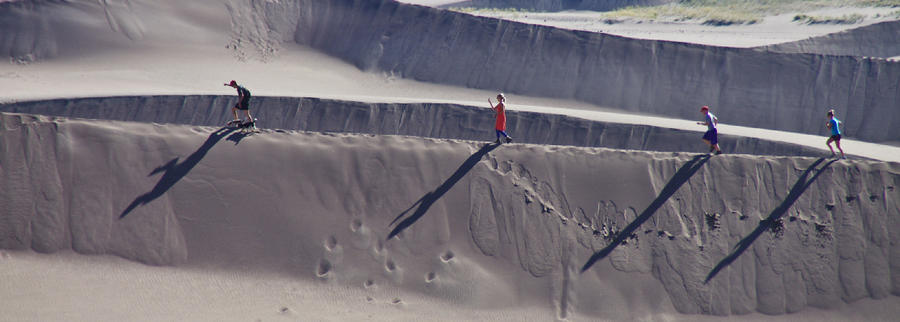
[697, 105, 722, 155]
[825, 109, 845, 159]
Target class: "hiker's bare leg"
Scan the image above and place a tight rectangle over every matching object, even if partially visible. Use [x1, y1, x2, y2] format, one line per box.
[826, 137, 836, 156]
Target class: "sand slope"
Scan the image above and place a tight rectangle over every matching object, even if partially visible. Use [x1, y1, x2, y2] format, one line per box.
[2, 112, 898, 319]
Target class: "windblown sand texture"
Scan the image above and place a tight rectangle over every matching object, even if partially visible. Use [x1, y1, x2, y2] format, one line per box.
[2, 0, 900, 321]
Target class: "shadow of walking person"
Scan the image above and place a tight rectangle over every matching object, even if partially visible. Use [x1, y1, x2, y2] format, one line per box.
[119, 127, 235, 219]
[582, 154, 711, 273]
[387, 143, 499, 240]
[704, 157, 836, 283]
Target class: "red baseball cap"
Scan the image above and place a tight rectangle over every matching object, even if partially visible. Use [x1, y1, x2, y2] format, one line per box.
[225, 80, 237, 86]
[700, 105, 709, 111]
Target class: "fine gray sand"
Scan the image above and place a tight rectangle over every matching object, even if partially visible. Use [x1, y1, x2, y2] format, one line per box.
[2, 0, 900, 321]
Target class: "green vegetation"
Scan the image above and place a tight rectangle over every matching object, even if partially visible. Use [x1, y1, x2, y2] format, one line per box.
[451, 0, 900, 26]
[450, 6, 536, 19]
[604, 0, 900, 25]
[793, 13, 865, 24]
[603, 4, 763, 25]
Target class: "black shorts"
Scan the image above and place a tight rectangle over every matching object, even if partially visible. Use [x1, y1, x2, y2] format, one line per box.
[829, 134, 841, 141]
[236, 99, 250, 110]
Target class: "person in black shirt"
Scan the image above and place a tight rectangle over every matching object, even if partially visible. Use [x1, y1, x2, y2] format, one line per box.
[224, 80, 253, 125]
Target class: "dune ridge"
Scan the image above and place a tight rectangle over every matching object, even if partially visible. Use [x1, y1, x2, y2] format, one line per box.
[1, 111, 898, 318]
[763, 20, 900, 58]
[0, 95, 829, 157]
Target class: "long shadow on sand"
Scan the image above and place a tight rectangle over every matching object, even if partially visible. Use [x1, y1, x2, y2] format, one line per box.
[387, 143, 499, 240]
[704, 157, 835, 283]
[120, 127, 235, 219]
[581, 154, 710, 273]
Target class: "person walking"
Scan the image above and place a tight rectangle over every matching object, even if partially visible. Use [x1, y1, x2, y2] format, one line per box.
[697, 105, 722, 155]
[488, 93, 513, 144]
[825, 109, 845, 159]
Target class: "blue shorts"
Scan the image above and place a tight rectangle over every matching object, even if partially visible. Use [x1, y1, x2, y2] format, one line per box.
[703, 129, 718, 145]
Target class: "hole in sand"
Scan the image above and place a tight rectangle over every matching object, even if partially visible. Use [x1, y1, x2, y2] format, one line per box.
[325, 235, 338, 251]
[373, 240, 384, 254]
[425, 272, 436, 283]
[440, 250, 455, 262]
[350, 218, 363, 232]
[385, 259, 397, 272]
[364, 279, 375, 288]
[316, 259, 332, 277]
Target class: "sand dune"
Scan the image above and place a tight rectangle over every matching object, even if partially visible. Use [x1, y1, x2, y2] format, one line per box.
[3, 0, 900, 320]
[2, 112, 899, 319]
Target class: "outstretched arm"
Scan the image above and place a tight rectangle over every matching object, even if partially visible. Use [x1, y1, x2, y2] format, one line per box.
[488, 98, 495, 110]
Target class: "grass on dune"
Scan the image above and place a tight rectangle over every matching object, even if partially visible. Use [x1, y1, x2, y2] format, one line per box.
[453, 0, 900, 25]
[606, 0, 900, 25]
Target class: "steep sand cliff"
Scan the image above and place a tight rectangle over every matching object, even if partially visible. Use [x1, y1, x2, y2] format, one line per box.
[2, 112, 897, 319]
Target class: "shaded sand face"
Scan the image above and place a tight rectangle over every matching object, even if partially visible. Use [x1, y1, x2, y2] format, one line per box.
[1, 113, 899, 321]
[2, 0, 900, 321]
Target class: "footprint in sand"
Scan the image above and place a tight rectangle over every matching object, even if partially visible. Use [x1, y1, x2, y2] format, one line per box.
[350, 218, 373, 250]
[425, 271, 437, 283]
[385, 259, 398, 272]
[324, 235, 338, 252]
[364, 279, 376, 289]
[384, 258, 404, 283]
[322, 235, 344, 267]
[440, 250, 455, 263]
[369, 239, 387, 263]
[316, 259, 332, 279]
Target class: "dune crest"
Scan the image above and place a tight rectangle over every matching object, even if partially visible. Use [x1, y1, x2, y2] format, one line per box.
[0, 95, 830, 157]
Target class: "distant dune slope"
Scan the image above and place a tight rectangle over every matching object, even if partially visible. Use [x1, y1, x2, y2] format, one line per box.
[3, 1, 899, 142]
[763, 20, 900, 58]
[1, 112, 898, 317]
[0, 0, 146, 61]
[228, 0, 900, 143]
[0, 95, 827, 157]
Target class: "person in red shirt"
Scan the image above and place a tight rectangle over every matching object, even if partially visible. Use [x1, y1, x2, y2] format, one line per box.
[488, 93, 513, 144]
